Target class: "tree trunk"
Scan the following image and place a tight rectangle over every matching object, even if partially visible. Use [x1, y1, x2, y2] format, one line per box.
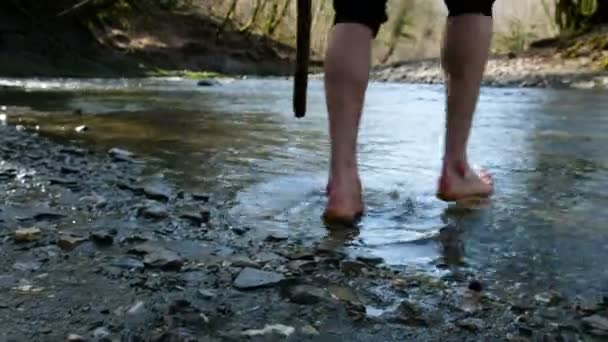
[267, 0, 291, 36]
[239, 0, 265, 33]
[216, 0, 239, 39]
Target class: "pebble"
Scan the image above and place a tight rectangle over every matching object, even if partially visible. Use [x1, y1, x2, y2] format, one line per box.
[143, 181, 172, 201]
[140, 203, 169, 219]
[66, 333, 86, 341]
[92, 326, 110, 340]
[179, 211, 206, 225]
[143, 249, 184, 270]
[287, 285, 328, 305]
[457, 318, 485, 331]
[75, 125, 88, 133]
[12, 261, 41, 272]
[49, 177, 78, 186]
[300, 325, 320, 336]
[126, 301, 146, 315]
[582, 315, 608, 333]
[328, 285, 360, 304]
[14, 227, 42, 243]
[108, 148, 135, 161]
[233, 267, 285, 290]
[395, 300, 435, 326]
[356, 253, 384, 265]
[253, 252, 285, 265]
[197, 79, 219, 87]
[57, 234, 88, 251]
[197, 289, 217, 299]
[265, 230, 288, 242]
[468, 280, 483, 292]
[33, 210, 66, 220]
[60, 165, 80, 174]
[230, 256, 260, 269]
[191, 192, 210, 202]
[534, 291, 563, 306]
[90, 231, 115, 245]
[231, 226, 249, 235]
[340, 260, 368, 275]
[241, 324, 295, 338]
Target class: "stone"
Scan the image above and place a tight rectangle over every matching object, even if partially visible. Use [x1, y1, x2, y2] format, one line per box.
[395, 300, 436, 326]
[340, 260, 368, 275]
[231, 226, 249, 235]
[179, 211, 206, 225]
[197, 289, 216, 299]
[230, 256, 260, 269]
[535, 291, 563, 306]
[457, 318, 485, 331]
[61, 147, 87, 156]
[79, 194, 107, 208]
[143, 249, 184, 270]
[233, 268, 285, 290]
[14, 227, 42, 243]
[143, 181, 172, 201]
[61, 166, 80, 174]
[90, 231, 115, 246]
[191, 193, 210, 202]
[356, 252, 384, 265]
[49, 177, 78, 186]
[582, 315, 608, 332]
[12, 261, 41, 272]
[265, 230, 288, 242]
[197, 79, 219, 87]
[67, 333, 86, 341]
[140, 203, 169, 219]
[287, 285, 328, 305]
[301, 325, 319, 336]
[57, 234, 88, 251]
[92, 326, 110, 340]
[468, 280, 483, 292]
[109, 148, 135, 161]
[75, 125, 89, 133]
[112, 257, 145, 271]
[328, 286, 360, 304]
[126, 301, 146, 315]
[241, 324, 295, 338]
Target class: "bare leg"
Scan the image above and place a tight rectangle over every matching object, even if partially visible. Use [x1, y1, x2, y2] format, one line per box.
[437, 14, 494, 201]
[323, 23, 372, 223]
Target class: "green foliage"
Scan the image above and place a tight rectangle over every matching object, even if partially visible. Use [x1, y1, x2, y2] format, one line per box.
[555, 0, 599, 32]
[148, 69, 223, 79]
[495, 19, 538, 53]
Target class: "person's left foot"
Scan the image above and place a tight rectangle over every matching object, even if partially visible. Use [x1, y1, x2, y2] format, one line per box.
[323, 174, 364, 227]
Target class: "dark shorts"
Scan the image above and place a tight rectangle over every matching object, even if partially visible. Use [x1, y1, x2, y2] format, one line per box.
[334, 0, 497, 37]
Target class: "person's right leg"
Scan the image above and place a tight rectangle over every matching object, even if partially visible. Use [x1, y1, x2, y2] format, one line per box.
[437, 0, 496, 202]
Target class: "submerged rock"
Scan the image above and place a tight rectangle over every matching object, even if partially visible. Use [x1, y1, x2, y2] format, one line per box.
[197, 79, 219, 87]
[233, 267, 285, 290]
[112, 257, 145, 271]
[356, 252, 384, 265]
[265, 230, 288, 242]
[143, 181, 172, 201]
[300, 325, 319, 336]
[108, 148, 135, 161]
[457, 318, 485, 331]
[287, 285, 328, 305]
[582, 315, 608, 334]
[241, 324, 295, 338]
[57, 234, 88, 251]
[14, 227, 42, 243]
[139, 203, 169, 219]
[66, 333, 86, 342]
[143, 249, 184, 270]
[90, 230, 115, 246]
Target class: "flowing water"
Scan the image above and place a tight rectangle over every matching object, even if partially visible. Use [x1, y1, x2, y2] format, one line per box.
[1, 77, 607, 299]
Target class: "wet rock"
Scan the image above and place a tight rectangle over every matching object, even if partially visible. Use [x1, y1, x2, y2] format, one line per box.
[108, 148, 135, 162]
[287, 285, 328, 304]
[285, 248, 315, 260]
[346, 302, 367, 322]
[328, 285, 360, 304]
[57, 234, 88, 251]
[14, 227, 42, 243]
[143, 181, 172, 201]
[356, 253, 384, 265]
[191, 193, 209, 202]
[61, 165, 80, 174]
[534, 291, 563, 306]
[179, 211, 208, 225]
[468, 280, 483, 292]
[340, 260, 368, 275]
[253, 252, 285, 265]
[301, 325, 319, 336]
[230, 256, 260, 268]
[233, 267, 285, 290]
[139, 203, 169, 219]
[231, 226, 249, 235]
[0, 275, 17, 290]
[395, 300, 437, 326]
[90, 230, 115, 246]
[49, 177, 78, 186]
[197, 79, 219, 87]
[75, 125, 89, 133]
[197, 289, 216, 299]
[112, 257, 145, 271]
[12, 261, 41, 272]
[581, 315, 608, 334]
[61, 147, 87, 156]
[92, 326, 110, 340]
[242, 324, 295, 338]
[457, 318, 485, 331]
[66, 333, 86, 341]
[265, 230, 288, 242]
[126, 301, 146, 315]
[79, 194, 107, 208]
[165, 299, 210, 328]
[32, 210, 66, 221]
[143, 249, 184, 270]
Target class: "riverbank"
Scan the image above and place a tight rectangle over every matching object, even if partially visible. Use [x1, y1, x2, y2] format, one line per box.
[1, 102, 608, 341]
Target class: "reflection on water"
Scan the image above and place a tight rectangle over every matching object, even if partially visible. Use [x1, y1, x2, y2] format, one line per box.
[1, 77, 608, 297]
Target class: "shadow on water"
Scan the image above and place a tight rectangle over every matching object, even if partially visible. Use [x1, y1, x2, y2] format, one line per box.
[2, 77, 608, 298]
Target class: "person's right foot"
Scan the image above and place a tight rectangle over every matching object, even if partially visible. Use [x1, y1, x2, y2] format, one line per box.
[323, 175, 364, 226]
[436, 162, 494, 202]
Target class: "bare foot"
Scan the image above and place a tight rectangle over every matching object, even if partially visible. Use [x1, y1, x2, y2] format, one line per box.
[323, 175, 364, 226]
[436, 162, 494, 202]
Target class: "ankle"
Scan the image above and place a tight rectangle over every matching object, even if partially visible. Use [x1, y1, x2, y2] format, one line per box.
[442, 158, 468, 177]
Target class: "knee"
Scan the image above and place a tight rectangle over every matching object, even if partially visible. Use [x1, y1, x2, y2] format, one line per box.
[444, 0, 496, 17]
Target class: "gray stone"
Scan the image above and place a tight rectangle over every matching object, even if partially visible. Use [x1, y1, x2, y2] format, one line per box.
[90, 231, 115, 245]
[109, 147, 135, 161]
[143, 249, 184, 270]
[340, 260, 368, 275]
[287, 285, 328, 305]
[112, 257, 145, 271]
[457, 318, 485, 331]
[92, 326, 110, 340]
[582, 315, 608, 332]
[49, 177, 78, 186]
[179, 210, 208, 225]
[191, 193, 210, 202]
[254, 252, 285, 265]
[230, 256, 260, 268]
[61, 165, 80, 174]
[534, 291, 563, 306]
[57, 234, 88, 251]
[197, 289, 217, 299]
[67, 333, 86, 341]
[12, 261, 41, 272]
[233, 267, 285, 290]
[33, 211, 66, 221]
[140, 203, 169, 219]
[197, 79, 219, 87]
[301, 325, 319, 336]
[143, 181, 172, 201]
[265, 230, 288, 242]
[356, 252, 384, 265]
[0, 275, 17, 290]
[395, 300, 437, 326]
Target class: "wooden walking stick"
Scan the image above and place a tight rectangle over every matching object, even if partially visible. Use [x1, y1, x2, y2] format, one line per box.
[294, 0, 311, 118]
